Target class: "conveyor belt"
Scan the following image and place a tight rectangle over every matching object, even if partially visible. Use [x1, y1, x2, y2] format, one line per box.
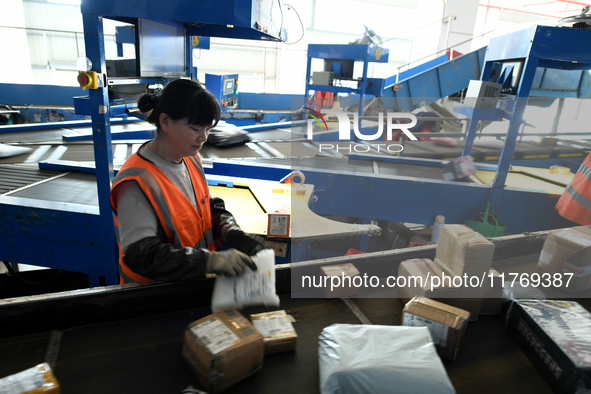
[0, 231, 569, 394]
[7, 171, 99, 205]
[0, 165, 63, 195]
[1, 123, 586, 164]
[0, 289, 559, 394]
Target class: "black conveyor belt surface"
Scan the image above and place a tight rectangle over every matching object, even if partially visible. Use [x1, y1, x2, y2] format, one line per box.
[0, 294, 558, 394]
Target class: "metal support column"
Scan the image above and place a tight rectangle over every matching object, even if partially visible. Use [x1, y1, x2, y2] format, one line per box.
[82, 14, 119, 285]
[490, 56, 540, 207]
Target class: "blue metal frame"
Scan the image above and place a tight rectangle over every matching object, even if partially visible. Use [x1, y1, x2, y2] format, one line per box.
[81, 13, 119, 285]
[304, 44, 390, 141]
[464, 25, 591, 211]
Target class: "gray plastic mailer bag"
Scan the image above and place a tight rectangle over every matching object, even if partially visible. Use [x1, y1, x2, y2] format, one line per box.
[318, 324, 455, 394]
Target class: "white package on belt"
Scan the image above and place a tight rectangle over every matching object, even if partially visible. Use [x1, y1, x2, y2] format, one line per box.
[211, 249, 279, 312]
[318, 324, 456, 394]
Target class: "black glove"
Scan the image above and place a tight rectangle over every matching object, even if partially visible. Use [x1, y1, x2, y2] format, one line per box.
[206, 249, 257, 277]
[225, 231, 266, 256]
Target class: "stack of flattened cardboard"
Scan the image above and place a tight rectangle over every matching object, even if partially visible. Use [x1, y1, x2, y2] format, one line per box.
[182, 308, 264, 394]
[434, 224, 495, 320]
[402, 296, 471, 361]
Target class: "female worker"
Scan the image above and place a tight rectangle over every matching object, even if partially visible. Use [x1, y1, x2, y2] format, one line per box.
[110, 79, 264, 283]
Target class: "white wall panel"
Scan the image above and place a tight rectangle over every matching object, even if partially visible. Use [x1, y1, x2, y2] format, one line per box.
[0, 0, 33, 83]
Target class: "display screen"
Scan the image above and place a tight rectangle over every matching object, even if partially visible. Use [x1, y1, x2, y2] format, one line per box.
[223, 78, 235, 95]
[138, 19, 185, 77]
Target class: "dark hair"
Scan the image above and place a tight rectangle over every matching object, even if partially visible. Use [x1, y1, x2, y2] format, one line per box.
[137, 79, 221, 130]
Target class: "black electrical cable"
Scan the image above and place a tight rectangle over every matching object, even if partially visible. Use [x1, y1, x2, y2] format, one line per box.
[282, 3, 305, 45]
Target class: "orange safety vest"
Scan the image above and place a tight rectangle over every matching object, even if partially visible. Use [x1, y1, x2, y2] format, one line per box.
[110, 148, 214, 284]
[556, 153, 591, 225]
[310, 91, 334, 109]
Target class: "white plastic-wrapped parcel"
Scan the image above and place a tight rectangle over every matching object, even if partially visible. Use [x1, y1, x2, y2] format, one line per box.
[318, 324, 456, 394]
[211, 249, 280, 312]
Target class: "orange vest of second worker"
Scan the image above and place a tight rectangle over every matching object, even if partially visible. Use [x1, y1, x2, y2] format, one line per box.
[110, 150, 215, 283]
[556, 153, 591, 225]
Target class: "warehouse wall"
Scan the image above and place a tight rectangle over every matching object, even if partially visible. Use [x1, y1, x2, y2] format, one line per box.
[0, 0, 33, 84]
[2, 0, 575, 95]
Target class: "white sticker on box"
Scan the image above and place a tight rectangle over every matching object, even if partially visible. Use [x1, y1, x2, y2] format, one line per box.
[539, 250, 552, 265]
[252, 316, 294, 336]
[190, 317, 240, 355]
[0, 368, 45, 394]
[403, 313, 449, 347]
[556, 229, 591, 247]
[561, 262, 591, 277]
[269, 215, 289, 236]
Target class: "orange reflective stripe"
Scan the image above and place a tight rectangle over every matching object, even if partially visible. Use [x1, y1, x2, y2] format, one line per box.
[556, 193, 591, 225]
[119, 258, 152, 283]
[556, 153, 591, 225]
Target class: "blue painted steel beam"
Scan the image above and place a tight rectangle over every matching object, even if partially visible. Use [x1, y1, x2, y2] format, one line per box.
[380, 47, 487, 111]
[0, 84, 86, 106]
[0, 118, 140, 133]
[242, 120, 308, 132]
[307, 44, 389, 62]
[0, 196, 112, 285]
[82, 14, 119, 285]
[82, 0, 280, 41]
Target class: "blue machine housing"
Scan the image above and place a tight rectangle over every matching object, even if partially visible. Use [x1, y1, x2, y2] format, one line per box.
[206, 73, 239, 111]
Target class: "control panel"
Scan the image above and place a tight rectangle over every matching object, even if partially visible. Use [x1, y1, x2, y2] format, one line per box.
[205, 73, 239, 111]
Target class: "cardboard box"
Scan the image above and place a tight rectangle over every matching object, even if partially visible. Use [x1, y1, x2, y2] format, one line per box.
[250, 310, 297, 355]
[320, 263, 360, 298]
[0, 363, 60, 394]
[402, 296, 470, 361]
[434, 224, 495, 319]
[435, 224, 495, 278]
[536, 226, 591, 293]
[480, 268, 503, 315]
[506, 299, 591, 393]
[397, 258, 458, 305]
[182, 308, 264, 394]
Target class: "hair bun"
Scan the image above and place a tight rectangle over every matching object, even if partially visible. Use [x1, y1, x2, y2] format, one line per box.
[137, 92, 159, 114]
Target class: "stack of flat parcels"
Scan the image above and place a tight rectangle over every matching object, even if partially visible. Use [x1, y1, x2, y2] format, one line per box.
[182, 308, 264, 394]
[435, 224, 495, 320]
[536, 226, 591, 293]
[397, 258, 459, 305]
[250, 310, 297, 355]
[402, 296, 470, 361]
[0, 363, 60, 394]
[319, 263, 360, 298]
[506, 299, 591, 393]
[210, 249, 279, 312]
[318, 324, 456, 394]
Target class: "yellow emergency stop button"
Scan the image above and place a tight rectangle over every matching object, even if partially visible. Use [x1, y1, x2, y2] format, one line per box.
[78, 71, 99, 90]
